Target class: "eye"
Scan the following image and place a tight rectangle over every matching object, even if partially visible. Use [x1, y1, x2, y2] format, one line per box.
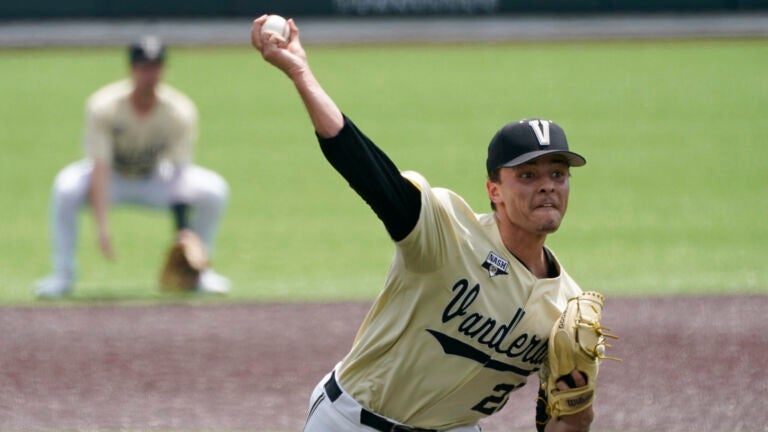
[519, 172, 535, 180]
[551, 169, 568, 179]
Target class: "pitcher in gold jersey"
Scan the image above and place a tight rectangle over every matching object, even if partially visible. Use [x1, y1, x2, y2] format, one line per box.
[253, 15, 599, 432]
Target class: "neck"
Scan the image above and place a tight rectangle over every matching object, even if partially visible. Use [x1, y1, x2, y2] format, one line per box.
[131, 86, 156, 115]
[494, 213, 550, 278]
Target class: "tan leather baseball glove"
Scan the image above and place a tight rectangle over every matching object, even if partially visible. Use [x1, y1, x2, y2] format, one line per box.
[158, 230, 209, 292]
[543, 291, 619, 419]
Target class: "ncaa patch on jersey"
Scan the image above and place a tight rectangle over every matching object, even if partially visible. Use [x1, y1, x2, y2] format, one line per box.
[482, 251, 509, 277]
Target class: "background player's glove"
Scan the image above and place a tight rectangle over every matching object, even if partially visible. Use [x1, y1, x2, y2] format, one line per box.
[159, 230, 208, 291]
[543, 291, 619, 419]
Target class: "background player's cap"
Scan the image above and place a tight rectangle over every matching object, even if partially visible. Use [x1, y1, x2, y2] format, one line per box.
[129, 35, 166, 65]
[486, 118, 586, 175]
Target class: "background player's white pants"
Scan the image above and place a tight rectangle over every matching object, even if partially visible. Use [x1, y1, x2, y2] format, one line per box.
[303, 369, 482, 432]
[48, 159, 229, 277]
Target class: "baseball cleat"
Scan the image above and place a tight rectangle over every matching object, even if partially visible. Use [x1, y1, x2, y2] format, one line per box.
[196, 269, 230, 294]
[34, 273, 74, 299]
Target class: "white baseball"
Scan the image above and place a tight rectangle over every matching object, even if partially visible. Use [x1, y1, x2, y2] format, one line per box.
[596, 344, 605, 357]
[261, 15, 290, 40]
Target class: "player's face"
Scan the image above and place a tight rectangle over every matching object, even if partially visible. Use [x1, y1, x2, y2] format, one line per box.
[490, 155, 571, 235]
[130, 61, 164, 91]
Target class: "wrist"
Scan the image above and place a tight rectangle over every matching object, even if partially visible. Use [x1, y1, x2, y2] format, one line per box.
[546, 422, 589, 432]
[545, 414, 593, 432]
[289, 65, 316, 88]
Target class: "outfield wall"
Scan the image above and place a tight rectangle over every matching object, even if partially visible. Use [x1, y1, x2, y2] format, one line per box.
[2, 0, 766, 19]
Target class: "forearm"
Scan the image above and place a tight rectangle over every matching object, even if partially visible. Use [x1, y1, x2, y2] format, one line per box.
[289, 66, 343, 139]
[251, 16, 342, 138]
[89, 160, 110, 233]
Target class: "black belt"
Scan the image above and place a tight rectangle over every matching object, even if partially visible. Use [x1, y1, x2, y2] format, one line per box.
[324, 372, 437, 432]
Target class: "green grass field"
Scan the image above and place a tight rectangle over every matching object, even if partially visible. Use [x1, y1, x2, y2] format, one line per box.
[1, 39, 766, 305]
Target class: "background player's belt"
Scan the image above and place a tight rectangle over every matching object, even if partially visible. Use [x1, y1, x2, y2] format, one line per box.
[324, 372, 437, 432]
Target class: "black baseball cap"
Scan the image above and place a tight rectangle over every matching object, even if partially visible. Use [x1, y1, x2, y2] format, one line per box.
[129, 35, 166, 65]
[486, 118, 586, 175]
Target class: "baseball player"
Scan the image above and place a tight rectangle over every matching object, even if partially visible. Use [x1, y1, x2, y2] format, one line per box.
[34, 36, 230, 298]
[252, 16, 596, 432]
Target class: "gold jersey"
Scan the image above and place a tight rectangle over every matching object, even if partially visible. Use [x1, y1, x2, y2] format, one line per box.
[83, 79, 197, 178]
[336, 171, 582, 429]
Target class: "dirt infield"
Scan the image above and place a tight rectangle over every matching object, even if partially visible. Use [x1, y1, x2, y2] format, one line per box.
[1, 296, 765, 432]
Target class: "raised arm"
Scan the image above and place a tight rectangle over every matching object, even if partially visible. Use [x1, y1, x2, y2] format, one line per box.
[250, 16, 421, 241]
[250, 15, 342, 138]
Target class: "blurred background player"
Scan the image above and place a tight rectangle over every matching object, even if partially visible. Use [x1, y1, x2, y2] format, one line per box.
[252, 16, 596, 432]
[34, 35, 230, 298]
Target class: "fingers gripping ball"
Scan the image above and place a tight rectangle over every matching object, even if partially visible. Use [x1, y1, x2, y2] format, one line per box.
[261, 15, 291, 41]
[159, 231, 209, 292]
[544, 291, 620, 418]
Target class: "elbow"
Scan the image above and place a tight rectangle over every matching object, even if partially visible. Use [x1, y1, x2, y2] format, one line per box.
[315, 120, 344, 139]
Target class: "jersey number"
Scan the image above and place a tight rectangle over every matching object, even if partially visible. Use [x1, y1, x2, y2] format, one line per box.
[472, 383, 522, 415]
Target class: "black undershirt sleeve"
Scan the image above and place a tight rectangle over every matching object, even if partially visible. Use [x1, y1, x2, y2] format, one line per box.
[317, 115, 421, 242]
[535, 384, 550, 432]
[171, 203, 190, 230]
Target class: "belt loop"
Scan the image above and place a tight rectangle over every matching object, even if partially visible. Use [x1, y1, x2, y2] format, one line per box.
[324, 371, 343, 402]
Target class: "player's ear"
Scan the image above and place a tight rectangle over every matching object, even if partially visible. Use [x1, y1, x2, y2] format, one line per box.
[486, 179, 502, 207]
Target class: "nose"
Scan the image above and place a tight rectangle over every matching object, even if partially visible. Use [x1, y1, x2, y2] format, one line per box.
[539, 177, 556, 193]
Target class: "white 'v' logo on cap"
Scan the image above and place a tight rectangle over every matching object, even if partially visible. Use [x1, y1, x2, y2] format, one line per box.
[141, 36, 163, 60]
[528, 120, 550, 146]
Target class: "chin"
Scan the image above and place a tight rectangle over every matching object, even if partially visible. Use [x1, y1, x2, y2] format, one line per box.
[537, 220, 562, 233]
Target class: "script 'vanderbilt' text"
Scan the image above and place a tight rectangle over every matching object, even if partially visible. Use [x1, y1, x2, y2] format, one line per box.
[437, 278, 547, 367]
